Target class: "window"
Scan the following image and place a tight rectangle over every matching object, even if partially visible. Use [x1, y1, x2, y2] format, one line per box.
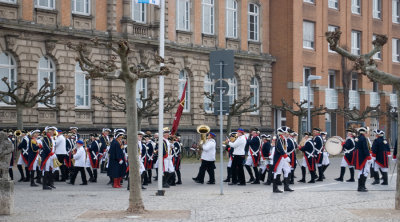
[326, 70, 338, 110]
[178, 70, 190, 112]
[351, 73, 358, 91]
[328, 70, 336, 89]
[373, 0, 382, 19]
[303, 21, 315, 49]
[75, 63, 90, 108]
[250, 77, 259, 114]
[0, 52, 16, 105]
[370, 82, 380, 107]
[136, 78, 147, 108]
[35, 0, 55, 10]
[132, 1, 146, 23]
[38, 56, 56, 105]
[373, 82, 378, 92]
[328, 0, 339, 9]
[351, 30, 361, 55]
[204, 73, 214, 113]
[226, 0, 238, 38]
[72, 0, 90, 15]
[248, 3, 259, 41]
[393, 0, 400, 23]
[349, 74, 360, 110]
[372, 35, 382, 60]
[328, 25, 339, 52]
[227, 77, 237, 105]
[304, 0, 314, 3]
[351, 0, 361, 14]
[275, 110, 287, 130]
[202, 0, 214, 35]
[393, 38, 400, 62]
[0, 0, 16, 4]
[303, 67, 312, 86]
[177, 0, 190, 31]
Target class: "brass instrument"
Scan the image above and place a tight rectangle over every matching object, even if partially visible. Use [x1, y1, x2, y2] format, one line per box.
[53, 158, 63, 168]
[197, 125, 210, 145]
[14, 130, 22, 137]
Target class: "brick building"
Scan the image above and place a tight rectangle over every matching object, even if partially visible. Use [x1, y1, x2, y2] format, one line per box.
[270, 0, 400, 142]
[0, 0, 274, 143]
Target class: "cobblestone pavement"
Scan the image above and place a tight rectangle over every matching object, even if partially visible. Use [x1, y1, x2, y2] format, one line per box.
[1, 157, 398, 222]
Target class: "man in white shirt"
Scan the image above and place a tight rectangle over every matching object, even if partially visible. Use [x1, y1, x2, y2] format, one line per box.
[193, 132, 216, 184]
[68, 140, 88, 185]
[54, 130, 67, 181]
[226, 128, 247, 186]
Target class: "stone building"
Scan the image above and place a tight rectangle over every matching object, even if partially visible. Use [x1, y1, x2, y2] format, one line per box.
[0, 0, 274, 143]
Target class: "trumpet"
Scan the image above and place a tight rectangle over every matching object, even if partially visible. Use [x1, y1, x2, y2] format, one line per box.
[197, 125, 210, 145]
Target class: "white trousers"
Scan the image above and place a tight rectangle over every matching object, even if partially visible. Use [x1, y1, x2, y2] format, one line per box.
[139, 155, 146, 174]
[245, 155, 255, 167]
[340, 157, 354, 168]
[322, 152, 330, 166]
[357, 160, 372, 178]
[227, 158, 232, 167]
[301, 157, 307, 168]
[259, 158, 267, 173]
[17, 154, 27, 166]
[374, 162, 388, 172]
[274, 159, 291, 178]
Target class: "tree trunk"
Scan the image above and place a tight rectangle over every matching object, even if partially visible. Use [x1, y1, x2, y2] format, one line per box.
[226, 114, 232, 137]
[16, 105, 23, 130]
[137, 114, 143, 132]
[298, 115, 303, 141]
[341, 56, 351, 126]
[125, 80, 145, 213]
[396, 90, 400, 210]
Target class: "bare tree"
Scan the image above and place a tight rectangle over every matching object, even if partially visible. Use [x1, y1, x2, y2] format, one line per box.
[0, 77, 64, 130]
[266, 99, 327, 138]
[326, 30, 400, 209]
[93, 91, 178, 130]
[68, 38, 174, 213]
[334, 105, 384, 123]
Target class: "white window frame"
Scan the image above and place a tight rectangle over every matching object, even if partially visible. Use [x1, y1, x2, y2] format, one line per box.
[351, 0, 361, 14]
[372, 35, 382, 60]
[393, 0, 400, 23]
[303, 67, 312, 86]
[136, 78, 147, 108]
[250, 77, 259, 115]
[328, 25, 339, 53]
[0, 52, 16, 106]
[275, 109, 287, 130]
[178, 70, 190, 112]
[176, 0, 190, 31]
[328, 70, 336, 89]
[204, 73, 214, 113]
[35, 0, 55, 10]
[248, 3, 259, 41]
[227, 77, 237, 105]
[38, 56, 56, 106]
[74, 63, 91, 108]
[373, 0, 382, 19]
[304, 0, 315, 4]
[0, 0, 16, 4]
[393, 38, 400, 62]
[71, 0, 90, 15]
[328, 0, 339, 9]
[303, 21, 315, 49]
[226, 0, 238, 38]
[132, 1, 146, 23]
[351, 30, 361, 55]
[202, 0, 214, 35]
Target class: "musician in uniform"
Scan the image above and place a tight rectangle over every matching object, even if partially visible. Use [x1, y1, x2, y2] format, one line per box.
[99, 128, 111, 173]
[68, 140, 88, 185]
[25, 130, 41, 187]
[223, 132, 236, 183]
[192, 132, 217, 185]
[335, 128, 356, 182]
[88, 134, 100, 182]
[144, 134, 155, 184]
[54, 130, 67, 182]
[298, 132, 317, 183]
[155, 127, 175, 188]
[320, 131, 329, 180]
[244, 128, 261, 184]
[108, 131, 126, 188]
[259, 134, 271, 183]
[371, 130, 390, 185]
[227, 128, 247, 186]
[173, 134, 183, 185]
[312, 128, 324, 182]
[65, 132, 74, 180]
[70, 127, 80, 141]
[354, 127, 373, 192]
[272, 127, 293, 193]
[138, 131, 148, 187]
[286, 130, 297, 184]
[16, 131, 30, 182]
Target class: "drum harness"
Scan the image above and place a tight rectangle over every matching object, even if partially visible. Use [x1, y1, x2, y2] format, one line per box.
[305, 139, 315, 159]
[343, 137, 355, 154]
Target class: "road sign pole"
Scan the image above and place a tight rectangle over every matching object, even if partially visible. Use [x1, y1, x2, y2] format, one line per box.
[219, 61, 224, 195]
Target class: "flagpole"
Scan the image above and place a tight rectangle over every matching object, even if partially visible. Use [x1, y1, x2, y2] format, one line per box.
[156, 0, 165, 196]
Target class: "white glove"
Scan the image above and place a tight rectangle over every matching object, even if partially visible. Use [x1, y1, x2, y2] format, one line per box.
[285, 157, 291, 163]
[119, 160, 123, 164]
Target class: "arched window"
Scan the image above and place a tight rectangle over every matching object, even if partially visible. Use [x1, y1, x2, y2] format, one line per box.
[38, 56, 56, 105]
[132, 0, 146, 23]
[136, 78, 147, 108]
[250, 77, 259, 114]
[178, 70, 190, 112]
[75, 63, 91, 108]
[226, 0, 238, 38]
[204, 73, 214, 113]
[0, 52, 16, 105]
[227, 77, 237, 105]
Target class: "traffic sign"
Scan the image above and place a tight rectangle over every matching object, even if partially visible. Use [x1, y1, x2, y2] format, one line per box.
[214, 80, 229, 96]
[213, 95, 230, 115]
[209, 50, 234, 79]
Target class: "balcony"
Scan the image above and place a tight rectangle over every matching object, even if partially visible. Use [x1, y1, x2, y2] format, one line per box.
[300, 86, 314, 108]
[349, 90, 360, 110]
[369, 92, 380, 107]
[390, 93, 398, 108]
[325, 88, 338, 110]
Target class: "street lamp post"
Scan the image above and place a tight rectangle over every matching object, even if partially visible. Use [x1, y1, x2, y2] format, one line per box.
[307, 75, 322, 132]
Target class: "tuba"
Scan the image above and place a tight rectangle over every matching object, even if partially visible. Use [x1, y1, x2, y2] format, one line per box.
[14, 130, 22, 137]
[197, 125, 210, 145]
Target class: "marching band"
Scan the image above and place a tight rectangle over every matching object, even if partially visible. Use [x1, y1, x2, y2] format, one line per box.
[5, 123, 398, 193]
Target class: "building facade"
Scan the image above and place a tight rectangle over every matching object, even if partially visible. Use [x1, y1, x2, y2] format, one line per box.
[271, 0, 400, 141]
[0, 0, 274, 144]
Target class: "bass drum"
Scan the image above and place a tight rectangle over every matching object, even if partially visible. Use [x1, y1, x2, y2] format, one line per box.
[325, 136, 344, 155]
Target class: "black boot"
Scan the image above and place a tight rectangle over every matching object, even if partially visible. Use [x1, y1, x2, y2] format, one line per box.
[317, 166, 324, 181]
[42, 172, 52, 190]
[381, 172, 388, 185]
[264, 167, 273, 185]
[358, 175, 367, 192]
[273, 178, 283, 193]
[147, 169, 152, 184]
[284, 177, 294, 192]
[154, 169, 158, 181]
[53, 171, 60, 182]
[30, 171, 38, 187]
[48, 172, 56, 189]
[322, 164, 328, 179]
[289, 170, 294, 184]
[371, 170, 380, 185]
[245, 165, 255, 183]
[259, 169, 266, 182]
[223, 167, 232, 182]
[308, 171, 316, 183]
[298, 167, 306, 183]
[142, 173, 148, 186]
[24, 167, 30, 182]
[370, 165, 375, 178]
[346, 168, 355, 182]
[163, 173, 170, 188]
[335, 167, 345, 182]
[100, 162, 106, 173]
[176, 170, 182, 184]
[92, 169, 97, 182]
[107, 176, 113, 185]
[276, 174, 282, 185]
[169, 172, 176, 186]
[86, 167, 94, 182]
[9, 168, 13, 180]
[362, 175, 368, 190]
[17, 165, 25, 182]
[251, 167, 260, 184]
[36, 170, 42, 184]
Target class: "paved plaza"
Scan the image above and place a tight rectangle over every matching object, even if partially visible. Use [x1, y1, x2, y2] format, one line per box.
[2, 157, 399, 222]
